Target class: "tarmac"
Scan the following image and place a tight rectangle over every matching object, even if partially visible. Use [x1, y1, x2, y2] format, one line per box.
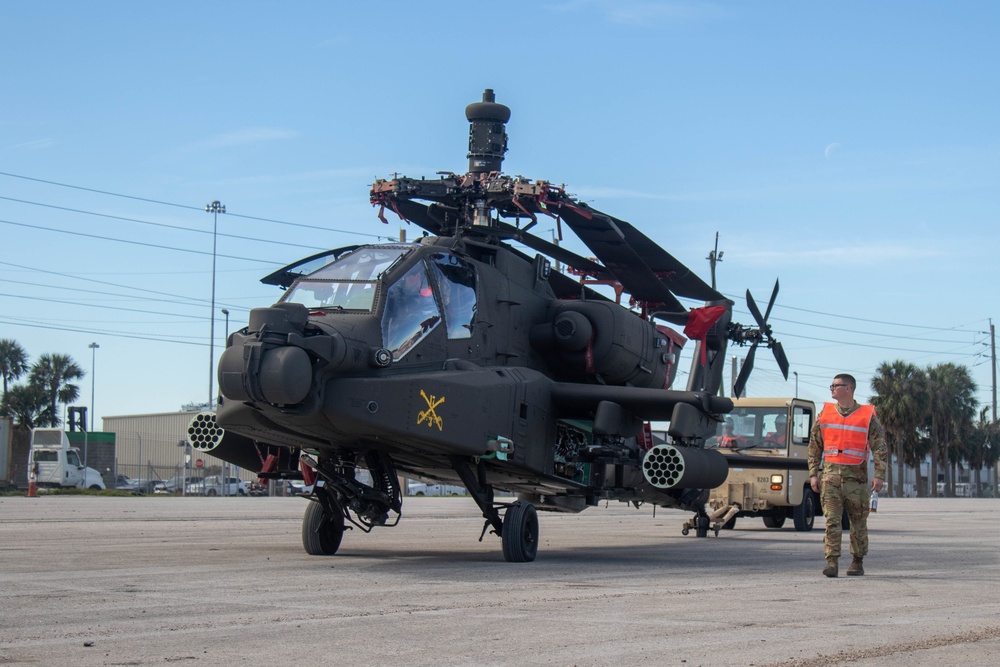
[0, 495, 998, 666]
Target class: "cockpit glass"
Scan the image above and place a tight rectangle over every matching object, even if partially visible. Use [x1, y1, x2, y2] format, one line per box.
[428, 252, 477, 340]
[281, 246, 412, 311]
[381, 263, 441, 360]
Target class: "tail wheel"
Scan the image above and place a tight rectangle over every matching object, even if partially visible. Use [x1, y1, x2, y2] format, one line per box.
[793, 489, 816, 531]
[501, 501, 539, 563]
[302, 497, 345, 556]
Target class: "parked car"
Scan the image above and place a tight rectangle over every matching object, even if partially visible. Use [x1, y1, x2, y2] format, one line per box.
[155, 475, 188, 494]
[186, 475, 249, 496]
[408, 482, 466, 496]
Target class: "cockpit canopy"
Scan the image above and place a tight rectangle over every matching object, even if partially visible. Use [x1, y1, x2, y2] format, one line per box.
[278, 244, 478, 361]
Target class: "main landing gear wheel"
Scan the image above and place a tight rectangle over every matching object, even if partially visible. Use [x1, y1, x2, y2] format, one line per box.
[501, 501, 539, 563]
[302, 497, 345, 556]
[793, 489, 816, 532]
[695, 515, 710, 538]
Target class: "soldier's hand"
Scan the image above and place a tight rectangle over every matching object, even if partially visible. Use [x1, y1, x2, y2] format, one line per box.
[810, 476, 820, 494]
[872, 477, 884, 493]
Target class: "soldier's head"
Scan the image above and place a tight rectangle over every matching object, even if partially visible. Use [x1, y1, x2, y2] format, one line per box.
[830, 373, 856, 405]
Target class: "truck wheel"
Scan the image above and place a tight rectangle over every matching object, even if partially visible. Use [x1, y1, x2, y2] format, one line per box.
[762, 513, 786, 529]
[793, 489, 816, 531]
[88, 485, 103, 491]
[721, 516, 736, 530]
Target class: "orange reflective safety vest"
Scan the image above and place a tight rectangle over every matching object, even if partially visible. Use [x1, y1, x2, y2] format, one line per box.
[818, 402, 875, 465]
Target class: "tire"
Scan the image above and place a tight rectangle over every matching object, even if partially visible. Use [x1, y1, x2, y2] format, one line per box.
[695, 515, 710, 538]
[88, 485, 103, 491]
[793, 489, 816, 532]
[721, 516, 736, 530]
[763, 513, 786, 529]
[502, 501, 539, 562]
[207, 488, 217, 497]
[302, 498, 345, 556]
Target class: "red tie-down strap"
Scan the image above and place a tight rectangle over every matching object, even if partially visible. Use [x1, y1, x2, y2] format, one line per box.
[683, 305, 728, 366]
[301, 460, 316, 487]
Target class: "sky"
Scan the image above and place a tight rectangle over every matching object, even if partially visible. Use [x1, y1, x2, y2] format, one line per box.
[2, 1, 998, 428]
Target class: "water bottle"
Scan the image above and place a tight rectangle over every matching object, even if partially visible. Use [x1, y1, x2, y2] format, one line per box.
[869, 490, 879, 513]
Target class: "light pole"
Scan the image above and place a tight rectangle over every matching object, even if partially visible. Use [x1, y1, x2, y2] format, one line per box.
[793, 371, 798, 398]
[222, 309, 230, 340]
[89, 342, 99, 430]
[206, 200, 226, 410]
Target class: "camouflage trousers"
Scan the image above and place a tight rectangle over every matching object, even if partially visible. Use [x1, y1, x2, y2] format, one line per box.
[819, 472, 870, 559]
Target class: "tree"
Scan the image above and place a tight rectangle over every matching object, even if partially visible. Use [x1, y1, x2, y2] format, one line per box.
[870, 361, 929, 497]
[925, 363, 977, 497]
[28, 353, 84, 428]
[0, 338, 29, 400]
[0, 383, 50, 429]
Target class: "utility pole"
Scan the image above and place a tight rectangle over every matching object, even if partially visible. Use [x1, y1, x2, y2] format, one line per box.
[205, 200, 226, 410]
[992, 321, 997, 498]
[706, 232, 723, 290]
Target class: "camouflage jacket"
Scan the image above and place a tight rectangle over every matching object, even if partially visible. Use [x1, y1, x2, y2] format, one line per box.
[808, 401, 887, 481]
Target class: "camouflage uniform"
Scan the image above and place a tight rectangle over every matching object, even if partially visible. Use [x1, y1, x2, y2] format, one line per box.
[807, 402, 887, 559]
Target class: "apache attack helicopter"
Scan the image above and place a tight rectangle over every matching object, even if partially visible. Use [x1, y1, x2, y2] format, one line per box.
[189, 89, 789, 562]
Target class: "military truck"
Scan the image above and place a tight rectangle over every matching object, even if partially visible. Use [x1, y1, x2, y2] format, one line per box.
[705, 397, 817, 532]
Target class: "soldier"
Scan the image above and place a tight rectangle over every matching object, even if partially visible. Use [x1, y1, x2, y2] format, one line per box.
[808, 373, 887, 577]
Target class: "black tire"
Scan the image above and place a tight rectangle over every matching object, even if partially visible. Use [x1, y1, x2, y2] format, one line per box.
[695, 515, 710, 538]
[206, 488, 217, 497]
[721, 516, 737, 530]
[763, 513, 786, 529]
[502, 501, 539, 562]
[302, 498, 345, 556]
[793, 489, 816, 532]
[841, 508, 850, 530]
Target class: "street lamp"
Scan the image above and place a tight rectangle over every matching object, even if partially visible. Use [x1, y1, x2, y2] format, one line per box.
[205, 200, 226, 410]
[222, 308, 230, 340]
[793, 371, 798, 398]
[89, 342, 99, 430]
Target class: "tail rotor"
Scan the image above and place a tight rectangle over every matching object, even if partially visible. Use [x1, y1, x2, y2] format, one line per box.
[731, 279, 789, 397]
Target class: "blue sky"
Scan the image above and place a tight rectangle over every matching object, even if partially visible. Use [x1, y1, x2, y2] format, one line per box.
[2, 1, 998, 426]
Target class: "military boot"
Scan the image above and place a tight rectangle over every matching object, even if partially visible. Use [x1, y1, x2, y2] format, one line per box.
[847, 556, 864, 576]
[822, 557, 838, 578]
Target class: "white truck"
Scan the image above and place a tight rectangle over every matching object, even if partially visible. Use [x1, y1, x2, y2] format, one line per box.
[29, 428, 107, 491]
[705, 397, 817, 532]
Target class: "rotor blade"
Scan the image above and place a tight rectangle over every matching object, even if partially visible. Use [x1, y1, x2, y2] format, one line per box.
[763, 279, 779, 322]
[746, 289, 768, 331]
[490, 222, 611, 280]
[732, 343, 757, 398]
[771, 341, 790, 380]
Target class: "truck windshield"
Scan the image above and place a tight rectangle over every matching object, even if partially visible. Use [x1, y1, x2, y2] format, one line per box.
[709, 407, 788, 449]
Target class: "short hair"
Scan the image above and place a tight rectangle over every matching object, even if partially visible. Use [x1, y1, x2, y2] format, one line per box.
[834, 373, 856, 390]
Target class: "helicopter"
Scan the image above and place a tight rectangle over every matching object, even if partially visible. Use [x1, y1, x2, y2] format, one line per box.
[190, 89, 790, 562]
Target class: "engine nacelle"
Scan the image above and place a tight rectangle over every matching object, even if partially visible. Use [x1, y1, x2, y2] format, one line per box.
[529, 300, 682, 388]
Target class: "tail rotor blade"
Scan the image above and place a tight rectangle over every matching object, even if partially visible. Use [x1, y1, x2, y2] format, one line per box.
[772, 341, 790, 380]
[746, 289, 767, 330]
[733, 343, 757, 398]
[763, 279, 779, 322]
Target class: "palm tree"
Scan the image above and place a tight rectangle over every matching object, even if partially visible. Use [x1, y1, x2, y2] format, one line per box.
[870, 361, 929, 497]
[0, 383, 50, 429]
[0, 338, 29, 399]
[926, 363, 977, 497]
[28, 353, 84, 428]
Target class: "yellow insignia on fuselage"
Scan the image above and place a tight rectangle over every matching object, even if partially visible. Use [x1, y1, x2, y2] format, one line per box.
[417, 389, 445, 431]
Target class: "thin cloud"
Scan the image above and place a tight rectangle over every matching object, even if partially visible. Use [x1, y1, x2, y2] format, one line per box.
[184, 127, 300, 152]
[13, 138, 56, 151]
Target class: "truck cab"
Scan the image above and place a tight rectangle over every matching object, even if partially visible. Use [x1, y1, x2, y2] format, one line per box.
[29, 428, 106, 491]
[706, 398, 816, 531]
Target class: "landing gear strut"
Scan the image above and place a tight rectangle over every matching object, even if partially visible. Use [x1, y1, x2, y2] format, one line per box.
[451, 456, 539, 562]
